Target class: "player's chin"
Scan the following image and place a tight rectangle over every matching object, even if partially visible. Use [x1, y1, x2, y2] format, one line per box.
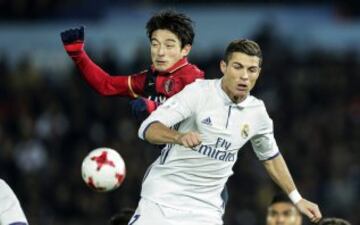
[154, 64, 169, 71]
[234, 90, 248, 98]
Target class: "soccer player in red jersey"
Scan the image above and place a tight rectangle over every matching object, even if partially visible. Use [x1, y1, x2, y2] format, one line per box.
[61, 10, 204, 121]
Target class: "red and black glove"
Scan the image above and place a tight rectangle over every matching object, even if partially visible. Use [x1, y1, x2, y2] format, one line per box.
[130, 98, 159, 122]
[60, 26, 85, 56]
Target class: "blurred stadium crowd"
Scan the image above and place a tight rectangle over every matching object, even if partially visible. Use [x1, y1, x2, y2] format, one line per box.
[0, 2, 359, 225]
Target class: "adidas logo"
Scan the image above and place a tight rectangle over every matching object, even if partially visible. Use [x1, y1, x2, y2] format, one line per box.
[201, 117, 212, 126]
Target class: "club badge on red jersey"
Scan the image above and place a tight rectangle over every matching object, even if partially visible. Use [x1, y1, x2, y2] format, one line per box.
[164, 78, 174, 94]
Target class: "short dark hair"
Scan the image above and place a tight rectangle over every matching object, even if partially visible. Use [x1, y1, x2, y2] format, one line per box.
[269, 193, 293, 206]
[109, 208, 135, 225]
[319, 218, 352, 225]
[224, 39, 262, 66]
[146, 9, 195, 48]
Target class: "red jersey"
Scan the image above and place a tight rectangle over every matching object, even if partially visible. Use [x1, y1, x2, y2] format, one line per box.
[68, 51, 204, 105]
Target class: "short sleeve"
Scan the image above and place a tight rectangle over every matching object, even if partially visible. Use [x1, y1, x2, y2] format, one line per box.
[250, 105, 280, 161]
[138, 81, 202, 139]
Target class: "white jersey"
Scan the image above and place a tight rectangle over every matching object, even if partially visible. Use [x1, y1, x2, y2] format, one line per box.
[138, 79, 279, 215]
[0, 179, 28, 225]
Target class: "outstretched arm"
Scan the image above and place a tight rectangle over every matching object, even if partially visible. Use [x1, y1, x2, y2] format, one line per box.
[262, 154, 322, 223]
[61, 26, 138, 97]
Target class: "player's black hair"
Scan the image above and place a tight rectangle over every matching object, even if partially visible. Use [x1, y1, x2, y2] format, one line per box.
[224, 39, 263, 66]
[319, 218, 352, 225]
[109, 208, 135, 225]
[146, 9, 195, 48]
[269, 192, 293, 205]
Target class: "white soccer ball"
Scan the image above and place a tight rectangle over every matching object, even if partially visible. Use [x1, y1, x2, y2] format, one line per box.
[81, 147, 126, 192]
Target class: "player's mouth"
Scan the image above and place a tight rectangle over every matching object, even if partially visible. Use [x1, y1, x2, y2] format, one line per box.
[236, 84, 248, 91]
[156, 60, 167, 66]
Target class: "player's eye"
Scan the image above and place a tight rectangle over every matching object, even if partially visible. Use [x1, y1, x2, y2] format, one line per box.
[249, 67, 258, 73]
[151, 42, 159, 47]
[233, 64, 242, 70]
[269, 212, 278, 217]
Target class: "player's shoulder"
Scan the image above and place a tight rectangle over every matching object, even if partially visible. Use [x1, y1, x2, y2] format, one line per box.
[133, 69, 148, 76]
[186, 63, 204, 74]
[0, 178, 7, 187]
[176, 63, 204, 80]
[246, 96, 273, 123]
[246, 95, 266, 108]
[0, 179, 12, 196]
[184, 78, 214, 91]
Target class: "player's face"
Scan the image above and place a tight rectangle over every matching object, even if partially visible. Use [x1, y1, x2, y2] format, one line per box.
[220, 52, 261, 103]
[266, 203, 302, 225]
[150, 29, 191, 71]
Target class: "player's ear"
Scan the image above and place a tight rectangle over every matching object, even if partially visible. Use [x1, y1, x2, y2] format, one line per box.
[220, 60, 227, 74]
[181, 44, 192, 57]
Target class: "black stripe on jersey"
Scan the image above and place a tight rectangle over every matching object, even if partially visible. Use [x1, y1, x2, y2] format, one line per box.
[142, 164, 154, 184]
[160, 143, 173, 164]
[220, 185, 229, 210]
[9, 223, 27, 225]
[261, 152, 281, 161]
[173, 122, 181, 131]
[225, 106, 232, 128]
[160, 148, 170, 164]
[158, 122, 180, 165]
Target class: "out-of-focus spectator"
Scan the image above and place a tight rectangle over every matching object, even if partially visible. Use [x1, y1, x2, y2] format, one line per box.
[266, 193, 302, 225]
[319, 217, 352, 225]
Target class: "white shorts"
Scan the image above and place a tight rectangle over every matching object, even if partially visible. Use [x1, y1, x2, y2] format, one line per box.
[128, 198, 223, 225]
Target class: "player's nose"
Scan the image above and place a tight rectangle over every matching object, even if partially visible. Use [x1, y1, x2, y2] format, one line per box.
[157, 46, 165, 55]
[239, 70, 249, 80]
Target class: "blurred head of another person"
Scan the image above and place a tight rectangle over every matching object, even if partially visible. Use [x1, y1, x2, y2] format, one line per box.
[319, 217, 351, 225]
[146, 10, 194, 71]
[220, 39, 262, 103]
[108, 208, 135, 225]
[266, 193, 302, 225]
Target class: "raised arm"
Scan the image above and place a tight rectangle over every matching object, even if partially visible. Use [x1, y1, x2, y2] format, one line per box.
[60, 26, 139, 97]
[262, 154, 322, 223]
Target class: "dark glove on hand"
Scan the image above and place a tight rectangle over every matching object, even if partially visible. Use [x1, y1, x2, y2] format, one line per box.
[60, 26, 85, 55]
[130, 98, 158, 122]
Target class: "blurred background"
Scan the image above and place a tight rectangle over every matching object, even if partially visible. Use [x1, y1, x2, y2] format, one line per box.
[0, 0, 359, 225]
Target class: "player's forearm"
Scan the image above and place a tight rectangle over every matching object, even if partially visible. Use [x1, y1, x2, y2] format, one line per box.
[262, 154, 298, 194]
[144, 122, 181, 145]
[70, 51, 130, 96]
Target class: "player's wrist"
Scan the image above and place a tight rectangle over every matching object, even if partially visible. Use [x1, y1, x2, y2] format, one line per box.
[288, 189, 302, 204]
[173, 133, 183, 145]
[64, 41, 84, 55]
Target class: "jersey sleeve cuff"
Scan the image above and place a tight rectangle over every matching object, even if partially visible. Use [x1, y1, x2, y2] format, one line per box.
[138, 120, 160, 140]
[260, 151, 280, 161]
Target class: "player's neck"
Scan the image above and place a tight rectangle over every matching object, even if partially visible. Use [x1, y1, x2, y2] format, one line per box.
[221, 81, 247, 104]
[232, 95, 247, 103]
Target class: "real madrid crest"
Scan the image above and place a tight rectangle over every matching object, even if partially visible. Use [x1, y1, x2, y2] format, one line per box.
[240, 124, 250, 139]
[164, 78, 174, 94]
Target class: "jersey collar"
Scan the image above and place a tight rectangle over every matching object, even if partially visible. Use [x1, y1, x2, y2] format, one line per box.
[151, 58, 189, 75]
[216, 78, 252, 108]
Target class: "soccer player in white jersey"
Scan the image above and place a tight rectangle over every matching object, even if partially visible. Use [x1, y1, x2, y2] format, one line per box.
[134, 39, 322, 225]
[0, 179, 28, 225]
